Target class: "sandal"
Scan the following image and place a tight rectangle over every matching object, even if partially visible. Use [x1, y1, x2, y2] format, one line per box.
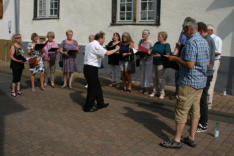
[11, 91, 17, 97]
[17, 90, 23, 96]
[160, 139, 182, 149]
[181, 136, 196, 147]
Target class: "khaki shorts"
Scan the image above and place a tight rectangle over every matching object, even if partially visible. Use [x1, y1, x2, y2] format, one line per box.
[175, 85, 203, 124]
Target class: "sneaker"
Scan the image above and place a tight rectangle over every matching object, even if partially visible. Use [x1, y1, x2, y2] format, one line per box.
[159, 90, 165, 99]
[149, 92, 156, 97]
[196, 123, 207, 133]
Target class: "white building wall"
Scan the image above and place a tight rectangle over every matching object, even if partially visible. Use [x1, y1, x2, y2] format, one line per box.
[0, 0, 16, 40]
[1, 0, 233, 57]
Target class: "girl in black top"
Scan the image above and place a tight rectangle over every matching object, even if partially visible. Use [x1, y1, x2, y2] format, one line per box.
[106, 33, 121, 87]
[10, 34, 27, 97]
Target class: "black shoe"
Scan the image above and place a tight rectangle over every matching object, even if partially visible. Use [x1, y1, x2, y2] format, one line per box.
[97, 103, 109, 110]
[181, 136, 196, 147]
[160, 139, 182, 149]
[83, 107, 98, 112]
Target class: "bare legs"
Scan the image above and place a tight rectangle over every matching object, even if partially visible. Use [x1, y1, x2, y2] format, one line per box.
[174, 119, 199, 142]
[68, 72, 73, 87]
[121, 71, 131, 91]
[31, 72, 45, 91]
[62, 72, 73, 88]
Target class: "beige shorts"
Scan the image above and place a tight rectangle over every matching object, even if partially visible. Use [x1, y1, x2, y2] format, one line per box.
[175, 85, 203, 124]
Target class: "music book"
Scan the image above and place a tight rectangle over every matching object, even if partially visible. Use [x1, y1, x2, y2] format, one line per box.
[136, 45, 150, 56]
[68, 50, 78, 55]
[48, 48, 59, 52]
[35, 44, 46, 51]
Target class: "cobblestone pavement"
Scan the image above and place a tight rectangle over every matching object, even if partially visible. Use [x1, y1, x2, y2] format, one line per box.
[0, 72, 234, 156]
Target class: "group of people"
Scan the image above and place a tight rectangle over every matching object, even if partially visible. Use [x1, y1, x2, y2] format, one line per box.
[10, 30, 79, 96]
[9, 16, 222, 149]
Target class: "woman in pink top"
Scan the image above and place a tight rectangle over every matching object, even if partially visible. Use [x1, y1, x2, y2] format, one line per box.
[42, 32, 58, 88]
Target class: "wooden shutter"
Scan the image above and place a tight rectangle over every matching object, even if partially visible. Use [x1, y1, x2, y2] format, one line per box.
[155, 0, 161, 26]
[33, 0, 38, 19]
[112, 0, 117, 24]
[0, 0, 3, 19]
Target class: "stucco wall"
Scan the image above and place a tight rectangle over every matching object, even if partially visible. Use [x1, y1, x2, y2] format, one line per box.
[0, 0, 16, 40]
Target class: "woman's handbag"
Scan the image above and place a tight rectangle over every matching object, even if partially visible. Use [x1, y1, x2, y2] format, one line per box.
[28, 57, 38, 68]
[127, 48, 136, 74]
[127, 59, 136, 73]
[59, 54, 63, 68]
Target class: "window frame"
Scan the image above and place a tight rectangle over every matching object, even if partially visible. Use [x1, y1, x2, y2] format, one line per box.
[117, 0, 134, 23]
[112, 0, 161, 26]
[33, 0, 60, 20]
[138, 0, 156, 23]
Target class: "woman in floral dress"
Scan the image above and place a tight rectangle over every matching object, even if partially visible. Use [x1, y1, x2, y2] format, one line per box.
[27, 33, 45, 91]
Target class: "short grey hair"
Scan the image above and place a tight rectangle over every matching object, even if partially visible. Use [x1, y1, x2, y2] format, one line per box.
[142, 29, 150, 35]
[207, 24, 215, 31]
[184, 18, 198, 30]
[183, 17, 196, 28]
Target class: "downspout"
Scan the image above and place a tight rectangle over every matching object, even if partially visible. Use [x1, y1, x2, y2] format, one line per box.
[14, 0, 19, 33]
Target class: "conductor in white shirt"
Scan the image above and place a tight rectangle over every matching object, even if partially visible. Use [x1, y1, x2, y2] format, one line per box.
[83, 31, 120, 112]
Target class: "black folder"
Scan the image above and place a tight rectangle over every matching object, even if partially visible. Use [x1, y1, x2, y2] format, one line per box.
[68, 50, 78, 55]
[48, 48, 59, 52]
[35, 44, 46, 51]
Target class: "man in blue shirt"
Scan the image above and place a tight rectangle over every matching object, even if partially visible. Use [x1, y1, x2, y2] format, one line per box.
[161, 18, 210, 148]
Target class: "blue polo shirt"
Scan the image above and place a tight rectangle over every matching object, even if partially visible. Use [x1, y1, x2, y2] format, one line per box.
[178, 32, 210, 89]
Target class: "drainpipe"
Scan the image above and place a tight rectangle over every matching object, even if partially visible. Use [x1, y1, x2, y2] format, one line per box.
[14, 0, 20, 33]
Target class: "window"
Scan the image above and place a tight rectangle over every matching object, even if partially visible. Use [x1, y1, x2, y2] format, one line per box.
[112, 0, 161, 25]
[139, 0, 156, 22]
[118, 0, 134, 22]
[34, 0, 60, 19]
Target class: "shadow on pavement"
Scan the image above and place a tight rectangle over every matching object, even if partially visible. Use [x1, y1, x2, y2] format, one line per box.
[69, 90, 86, 109]
[0, 90, 26, 156]
[123, 107, 175, 140]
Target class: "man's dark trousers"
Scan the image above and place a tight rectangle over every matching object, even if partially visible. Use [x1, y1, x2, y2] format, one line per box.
[200, 75, 213, 126]
[83, 65, 104, 110]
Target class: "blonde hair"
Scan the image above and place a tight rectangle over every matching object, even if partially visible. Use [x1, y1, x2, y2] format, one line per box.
[158, 31, 168, 40]
[11, 33, 21, 43]
[47, 31, 55, 38]
[66, 29, 73, 35]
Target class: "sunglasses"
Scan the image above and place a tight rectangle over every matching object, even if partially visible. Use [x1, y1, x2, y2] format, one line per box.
[15, 37, 21, 39]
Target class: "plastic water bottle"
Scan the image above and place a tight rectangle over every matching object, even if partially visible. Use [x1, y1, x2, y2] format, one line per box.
[223, 88, 227, 96]
[214, 121, 219, 139]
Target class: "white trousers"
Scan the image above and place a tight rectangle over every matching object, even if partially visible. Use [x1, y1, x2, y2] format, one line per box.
[208, 60, 220, 108]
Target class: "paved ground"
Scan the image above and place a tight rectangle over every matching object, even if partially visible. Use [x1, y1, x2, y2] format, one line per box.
[0, 72, 234, 156]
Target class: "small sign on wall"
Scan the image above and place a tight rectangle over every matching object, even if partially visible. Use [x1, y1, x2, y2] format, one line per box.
[0, 0, 3, 19]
